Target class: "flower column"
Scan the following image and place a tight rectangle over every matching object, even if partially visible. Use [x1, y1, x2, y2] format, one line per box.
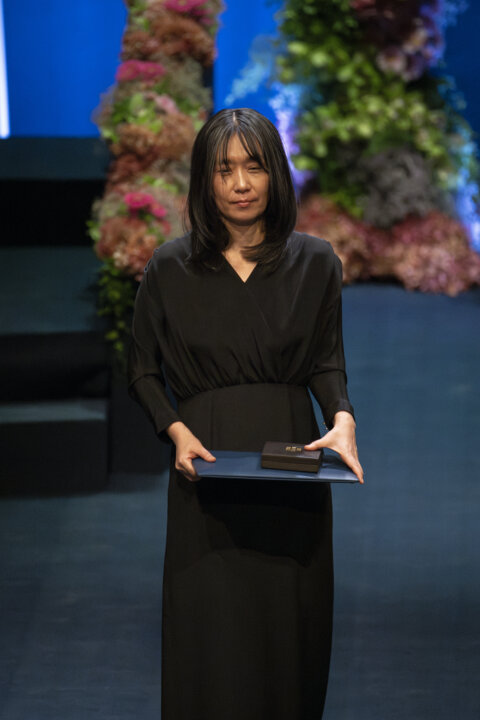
[89, 0, 223, 356]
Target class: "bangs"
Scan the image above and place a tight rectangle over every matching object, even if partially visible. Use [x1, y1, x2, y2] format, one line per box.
[216, 126, 268, 173]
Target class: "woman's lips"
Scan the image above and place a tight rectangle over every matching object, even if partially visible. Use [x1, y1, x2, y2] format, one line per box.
[233, 200, 254, 208]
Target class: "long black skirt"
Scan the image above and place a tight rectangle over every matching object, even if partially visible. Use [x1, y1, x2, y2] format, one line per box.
[162, 384, 333, 720]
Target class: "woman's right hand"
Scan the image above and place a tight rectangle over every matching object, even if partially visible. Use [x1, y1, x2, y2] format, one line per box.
[166, 421, 216, 482]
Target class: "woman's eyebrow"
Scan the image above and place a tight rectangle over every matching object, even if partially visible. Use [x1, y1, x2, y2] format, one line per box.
[215, 159, 231, 171]
[218, 155, 262, 167]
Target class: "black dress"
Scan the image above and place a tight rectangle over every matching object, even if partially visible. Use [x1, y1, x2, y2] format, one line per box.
[128, 231, 354, 720]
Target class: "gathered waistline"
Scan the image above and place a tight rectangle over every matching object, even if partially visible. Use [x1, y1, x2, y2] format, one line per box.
[177, 383, 308, 410]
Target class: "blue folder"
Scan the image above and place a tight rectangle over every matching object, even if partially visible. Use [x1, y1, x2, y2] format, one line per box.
[193, 450, 359, 483]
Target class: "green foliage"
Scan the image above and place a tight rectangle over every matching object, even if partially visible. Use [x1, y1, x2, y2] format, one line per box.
[279, 0, 358, 44]
[99, 84, 205, 145]
[142, 175, 178, 193]
[97, 261, 138, 359]
[276, 0, 479, 216]
[129, 0, 149, 29]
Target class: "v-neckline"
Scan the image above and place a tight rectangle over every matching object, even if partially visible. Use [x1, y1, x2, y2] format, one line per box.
[221, 254, 259, 285]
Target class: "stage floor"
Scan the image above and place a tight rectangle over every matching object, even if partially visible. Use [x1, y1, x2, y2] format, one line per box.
[1, 282, 479, 719]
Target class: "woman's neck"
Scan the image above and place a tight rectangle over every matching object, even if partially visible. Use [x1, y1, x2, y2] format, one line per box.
[223, 220, 265, 253]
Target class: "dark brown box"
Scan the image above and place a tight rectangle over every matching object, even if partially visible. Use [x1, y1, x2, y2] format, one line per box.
[261, 441, 322, 473]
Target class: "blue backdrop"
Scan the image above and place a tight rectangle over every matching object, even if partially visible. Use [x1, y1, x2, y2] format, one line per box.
[214, 0, 280, 123]
[2, 0, 479, 137]
[4, 0, 127, 136]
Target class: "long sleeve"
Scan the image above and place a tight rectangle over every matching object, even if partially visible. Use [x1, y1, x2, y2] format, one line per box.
[308, 254, 354, 429]
[127, 266, 181, 442]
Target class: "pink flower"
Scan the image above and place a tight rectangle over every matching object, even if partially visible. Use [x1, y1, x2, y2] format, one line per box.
[116, 60, 139, 82]
[150, 202, 168, 219]
[164, 0, 210, 25]
[154, 94, 179, 114]
[124, 191, 155, 210]
[165, 0, 208, 13]
[116, 60, 166, 83]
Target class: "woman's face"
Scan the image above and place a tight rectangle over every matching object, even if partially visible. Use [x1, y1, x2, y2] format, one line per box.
[212, 134, 269, 229]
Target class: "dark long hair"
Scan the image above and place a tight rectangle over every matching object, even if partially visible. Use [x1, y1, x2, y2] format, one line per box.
[186, 108, 297, 271]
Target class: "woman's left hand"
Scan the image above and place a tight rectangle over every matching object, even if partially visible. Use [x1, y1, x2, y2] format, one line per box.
[304, 411, 364, 484]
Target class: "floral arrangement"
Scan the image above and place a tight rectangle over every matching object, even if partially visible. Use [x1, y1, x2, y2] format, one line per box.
[89, 0, 223, 356]
[273, 0, 480, 294]
[296, 195, 480, 295]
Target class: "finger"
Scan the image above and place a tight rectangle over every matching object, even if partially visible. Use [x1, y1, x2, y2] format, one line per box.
[356, 459, 364, 483]
[183, 457, 199, 481]
[182, 469, 200, 482]
[352, 465, 364, 484]
[342, 453, 364, 484]
[176, 459, 199, 482]
[304, 436, 330, 451]
[306, 440, 364, 483]
[176, 466, 196, 482]
[196, 446, 216, 462]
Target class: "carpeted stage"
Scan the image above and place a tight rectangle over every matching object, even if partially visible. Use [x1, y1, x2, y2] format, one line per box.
[1, 249, 479, 719]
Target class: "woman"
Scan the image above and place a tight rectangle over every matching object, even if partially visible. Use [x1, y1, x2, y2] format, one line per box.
[128, 108, 363, 720]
